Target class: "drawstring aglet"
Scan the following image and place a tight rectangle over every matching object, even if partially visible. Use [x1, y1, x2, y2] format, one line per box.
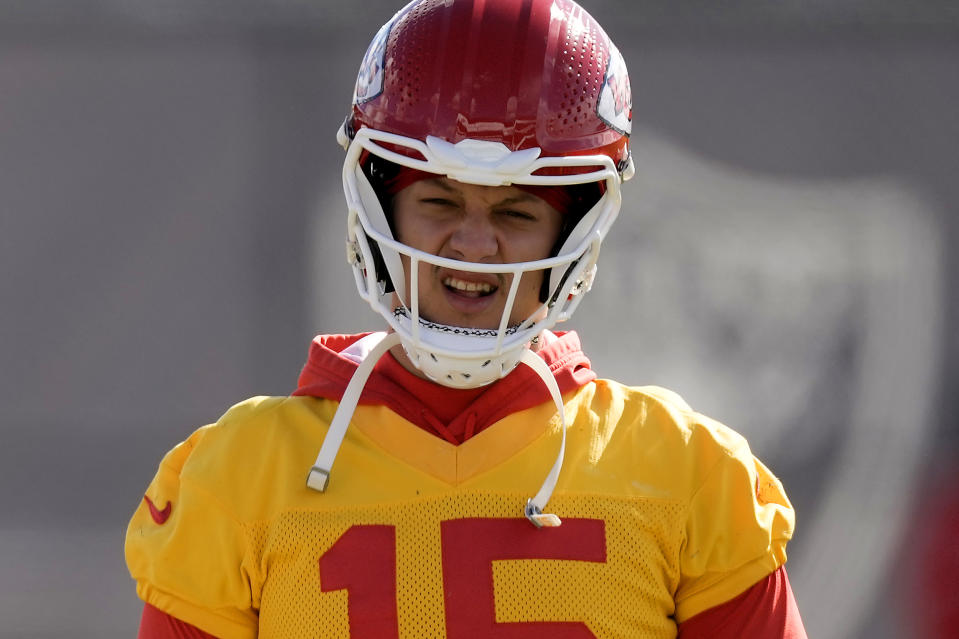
[525, 499, 562, 528]
[306, 467, 331, 492]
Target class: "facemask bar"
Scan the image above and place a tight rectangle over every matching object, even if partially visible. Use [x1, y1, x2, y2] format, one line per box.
[352, 216, 603, 353]
[340, 126, 625, 187]
[406, 251, 526, 355]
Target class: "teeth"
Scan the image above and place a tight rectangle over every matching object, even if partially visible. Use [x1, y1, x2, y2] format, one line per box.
[443, 276, 494, 294]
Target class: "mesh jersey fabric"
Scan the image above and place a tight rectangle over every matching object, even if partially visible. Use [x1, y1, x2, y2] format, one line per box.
[125, 380, 794, 638]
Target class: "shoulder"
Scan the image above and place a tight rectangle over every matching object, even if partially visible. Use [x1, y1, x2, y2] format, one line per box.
[165, 395, 335, 520]
[569, 381, 795, 620]
[125, 396, 314, 636]
[566, 380, 756, 500]
[188, 395, 329, 452]
[578, 380, 749, 455]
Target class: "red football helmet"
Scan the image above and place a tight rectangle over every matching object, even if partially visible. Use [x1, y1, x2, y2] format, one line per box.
[338, 0, 633, 388]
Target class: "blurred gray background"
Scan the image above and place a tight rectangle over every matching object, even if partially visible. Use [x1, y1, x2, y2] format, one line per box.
[2, 1, 957, 637]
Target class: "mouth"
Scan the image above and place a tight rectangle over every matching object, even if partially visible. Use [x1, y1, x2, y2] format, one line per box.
[442, 275, 498, 298]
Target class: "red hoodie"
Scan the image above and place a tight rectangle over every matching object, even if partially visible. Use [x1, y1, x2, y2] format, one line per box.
[292, 330, 595, 443]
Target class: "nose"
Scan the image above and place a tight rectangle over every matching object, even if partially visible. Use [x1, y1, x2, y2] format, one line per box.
[446, 211, 499, 262]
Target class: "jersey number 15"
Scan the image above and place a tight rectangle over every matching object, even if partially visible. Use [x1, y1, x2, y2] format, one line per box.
[320, 517, 606, 637]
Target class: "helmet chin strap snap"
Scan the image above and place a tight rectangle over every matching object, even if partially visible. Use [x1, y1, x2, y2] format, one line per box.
[306, 332, 568, 528]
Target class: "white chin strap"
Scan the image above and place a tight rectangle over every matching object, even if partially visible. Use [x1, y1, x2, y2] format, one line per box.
[390, 310, 531, 389]
[306, 333, 567, 528]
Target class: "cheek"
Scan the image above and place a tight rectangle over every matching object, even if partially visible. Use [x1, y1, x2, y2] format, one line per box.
[515, 233, 560, 263]
[391, 198, 420, 247]
[391, 213, 414, 247]
[395, 217, 442, 254]
[512, 269, 546, 306]
[508, 272, 549, 322]
[401, 256, 437, 294]
[393, 256, 434, 307]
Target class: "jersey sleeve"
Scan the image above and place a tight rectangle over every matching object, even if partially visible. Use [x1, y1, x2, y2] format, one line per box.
[674, 439, 795, 623]
[138, 602, 219, 639]
[677, 567, 807, 638]
[125, 426, 259, 639]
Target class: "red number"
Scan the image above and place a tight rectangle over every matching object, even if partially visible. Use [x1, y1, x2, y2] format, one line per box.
[319, 519, 605, 637]
[319, 525, 399, 638]
[441, 518, 605, 637]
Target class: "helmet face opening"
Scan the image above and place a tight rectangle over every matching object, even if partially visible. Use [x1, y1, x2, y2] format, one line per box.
[339, 0, 632, 387]
[361, 152, 605, 303]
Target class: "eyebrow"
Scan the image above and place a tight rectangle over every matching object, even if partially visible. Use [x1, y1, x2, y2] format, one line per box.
[421, 178, 542, 206]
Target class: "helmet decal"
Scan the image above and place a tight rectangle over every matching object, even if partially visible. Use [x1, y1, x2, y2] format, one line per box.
[353, 2, 416, 104]
[353, 24, 388, 104]
[597, 43, 632, 136]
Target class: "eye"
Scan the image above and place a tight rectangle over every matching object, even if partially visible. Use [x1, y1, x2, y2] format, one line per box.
[498, 209, 537, 221]
[420, 197, 458, 208]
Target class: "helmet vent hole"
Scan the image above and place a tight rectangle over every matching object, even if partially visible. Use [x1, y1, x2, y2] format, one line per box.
[548, 16, 609, 137]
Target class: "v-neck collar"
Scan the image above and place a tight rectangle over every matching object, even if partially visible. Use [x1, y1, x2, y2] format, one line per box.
[348, 399, 566, 485]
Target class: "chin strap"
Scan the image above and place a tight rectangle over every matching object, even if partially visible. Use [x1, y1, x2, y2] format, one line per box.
[306, 333, 568, 529]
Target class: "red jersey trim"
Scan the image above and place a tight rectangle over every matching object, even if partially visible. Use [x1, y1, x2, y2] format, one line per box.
[138, 603, 216, 639]
[139, 569, 806, 638]
[678, 567, 807, 639]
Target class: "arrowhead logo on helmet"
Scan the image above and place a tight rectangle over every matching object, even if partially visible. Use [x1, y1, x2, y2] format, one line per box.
[353, 22, 389, 104]
[353, 0, 417, 104]
[598, 44, 632, 136]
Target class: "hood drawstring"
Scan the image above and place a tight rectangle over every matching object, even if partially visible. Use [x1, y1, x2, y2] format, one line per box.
[306, 332, 567, 528]
[419, 409, 461, 445]
[306, 332, 401, 492]
[518, 348, 566, 528]
[463, 412, 478, 441]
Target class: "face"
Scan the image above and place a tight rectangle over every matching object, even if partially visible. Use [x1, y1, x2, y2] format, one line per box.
[391, 177, 564, 330]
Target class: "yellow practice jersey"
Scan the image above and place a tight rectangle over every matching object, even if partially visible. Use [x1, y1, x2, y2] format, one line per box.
[126, 380, 794, 638]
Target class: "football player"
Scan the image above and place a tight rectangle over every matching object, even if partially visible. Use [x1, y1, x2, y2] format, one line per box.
[127, 0, 807, 637]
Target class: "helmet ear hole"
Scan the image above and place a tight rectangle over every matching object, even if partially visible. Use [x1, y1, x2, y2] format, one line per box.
[366, 237, 395, 294]
[358, 155, 420, 298]
[542, 261, 577, 306]
[538, 181, 604, 303]
[361, 155, 402, 235]
[352, 157, 407, 302]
